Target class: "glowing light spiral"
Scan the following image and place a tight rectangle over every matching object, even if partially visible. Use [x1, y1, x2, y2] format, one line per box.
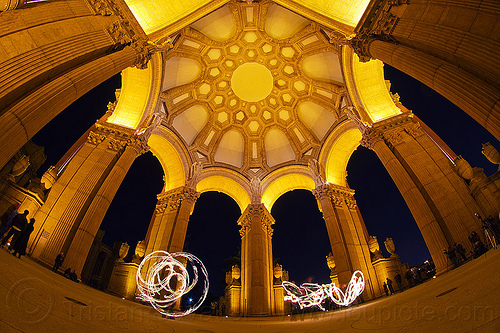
[282, 270, 365, 309]
[136, 251, 209, 317]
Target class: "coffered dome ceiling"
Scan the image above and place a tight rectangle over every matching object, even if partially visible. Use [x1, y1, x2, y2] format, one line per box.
[161, 2, 347, 178]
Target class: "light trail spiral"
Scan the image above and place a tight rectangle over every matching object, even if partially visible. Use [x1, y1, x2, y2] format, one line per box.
[136, 251, 209, 317]
[282, 270, 365, 309]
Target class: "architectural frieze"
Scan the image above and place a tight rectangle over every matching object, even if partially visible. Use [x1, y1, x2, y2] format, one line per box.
[95, 120, 135, 139]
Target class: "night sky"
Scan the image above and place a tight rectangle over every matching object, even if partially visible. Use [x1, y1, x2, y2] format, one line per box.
[31, 64, 500, 299]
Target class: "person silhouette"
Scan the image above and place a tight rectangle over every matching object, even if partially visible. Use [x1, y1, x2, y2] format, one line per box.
[1, 210, 28, 247]
[52, 252, 65, 272]
[386, 278, 395, 295]
[11, 218, 35, 259]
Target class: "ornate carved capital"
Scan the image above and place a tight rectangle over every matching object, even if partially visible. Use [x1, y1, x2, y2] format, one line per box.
[127, 135, 150, 155]
[155, 186, 200, 213]
[108, 138, 127, 152]
[239, 213, 252, 238]
[313, 183, 356, 209]
[360, 126, 383, 150]
[362, 113, 417, 148]
[348, 31, 375, 63]
[131, 39, 156, 70]
[349, 0, 402, 62]
[238, 204, 274, 238]
[87, 131, 106, 146]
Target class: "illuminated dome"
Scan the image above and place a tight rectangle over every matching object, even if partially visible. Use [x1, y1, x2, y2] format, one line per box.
[160, 3, 347, 176]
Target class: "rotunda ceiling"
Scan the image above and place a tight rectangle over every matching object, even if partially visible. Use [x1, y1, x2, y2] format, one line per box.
[160, 2, 347, 179]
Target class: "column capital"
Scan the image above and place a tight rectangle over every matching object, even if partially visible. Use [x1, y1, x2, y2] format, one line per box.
[361, 112, 422, 149]
[348, 31, 376, 63]
[89, 121, 150, 154]
[238, 204, 274, 238]
[349, 0, 402, 62]
[313, 183, 356, 208]
[127, 135, 149, 155]
[155, 186, 200, 214]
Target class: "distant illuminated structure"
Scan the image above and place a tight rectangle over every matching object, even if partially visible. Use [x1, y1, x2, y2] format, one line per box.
[136, 251, 209, 317]
[282, 270, 365, 309]
[0, 0, 497, 318]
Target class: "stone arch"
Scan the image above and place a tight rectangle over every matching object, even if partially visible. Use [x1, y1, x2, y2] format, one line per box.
[196, 169, 251, 213]
[108, 53, 163, 130]
[320, 120, 363, 186]
[148, 128, 189, 191]
[261, 166, 315, 211]
[342, 47, 401, 124]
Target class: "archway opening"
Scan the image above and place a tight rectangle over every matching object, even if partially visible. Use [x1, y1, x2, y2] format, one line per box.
[184, 191, 241, 306]
[100, 151, 164, 254]
[347, 146, 431, 266]
[271, 189, 331, 285]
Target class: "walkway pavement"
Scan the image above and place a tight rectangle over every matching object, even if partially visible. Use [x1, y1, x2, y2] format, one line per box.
[0, 248, 499, 332]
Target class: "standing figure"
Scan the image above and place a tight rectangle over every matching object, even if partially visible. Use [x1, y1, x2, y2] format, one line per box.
[52, 252, 65, 272]
[386, 278, 395, 295]
[455, 243, 467, 263]
[0, 203, 19, 237]
[445, 246, 459, 268]
[11, 218, 35, 259]
[394, 272, 403, 292]
[1, 210, 28, 247]
[382, 282, 389, 296]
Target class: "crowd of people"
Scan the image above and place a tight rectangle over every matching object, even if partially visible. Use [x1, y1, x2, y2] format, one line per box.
[444, 213, 500, 269]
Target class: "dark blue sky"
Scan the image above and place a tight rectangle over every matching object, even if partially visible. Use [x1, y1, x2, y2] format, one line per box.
[31, 64, 500, 298]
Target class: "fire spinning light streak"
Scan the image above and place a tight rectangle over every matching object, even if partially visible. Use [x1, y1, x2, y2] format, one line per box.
[136, 251, 209, 317]
[282, 270, 365, 309]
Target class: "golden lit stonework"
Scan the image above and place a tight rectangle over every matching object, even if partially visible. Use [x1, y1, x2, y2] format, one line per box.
[231, 62, 274, 102]
[161, 2, 346, 177]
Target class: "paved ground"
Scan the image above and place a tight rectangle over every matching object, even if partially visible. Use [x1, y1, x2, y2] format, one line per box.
[0, 248, 499, 332]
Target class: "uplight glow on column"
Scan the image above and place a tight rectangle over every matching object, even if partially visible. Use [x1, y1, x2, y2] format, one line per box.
[136, 251, 209, 317]
[282, 270, 365, 309]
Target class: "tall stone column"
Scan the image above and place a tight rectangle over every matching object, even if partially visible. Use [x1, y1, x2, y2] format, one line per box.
[312, 183, 379, 300]
[145, 186, 200, 255]
[63, 134, 149, 274]
[30, 121, 139, 267]
[361, 113, 482, 273]
[238, 204, 274, 316]
[0, 0, 155, 170]
[347, 0, 500, 142]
